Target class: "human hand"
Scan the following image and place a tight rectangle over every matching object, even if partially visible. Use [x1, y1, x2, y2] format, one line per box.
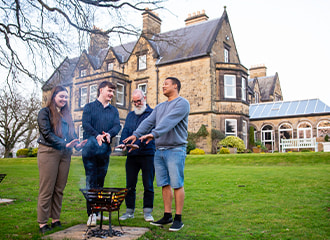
[139, 134, 154, 144]
[66, 139, 79, 148]
[115, 144, 127, 151]
[76, 139, 88, 149]
[126, 143, 139, 153]
[96, 134, 105, 146]
[102, 131, 111, 143]
[123, 135, 137, 144]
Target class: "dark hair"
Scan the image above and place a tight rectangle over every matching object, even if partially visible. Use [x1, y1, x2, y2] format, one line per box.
[97, 81, 116, 97]
[46, 86, 75, 138]
[166, 77, 181, 93]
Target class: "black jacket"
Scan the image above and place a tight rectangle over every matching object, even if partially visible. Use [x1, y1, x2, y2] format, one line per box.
[37, 107, 76, 150]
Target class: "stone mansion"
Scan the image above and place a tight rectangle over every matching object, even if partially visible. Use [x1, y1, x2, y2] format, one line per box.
[42, 8, 330, 153]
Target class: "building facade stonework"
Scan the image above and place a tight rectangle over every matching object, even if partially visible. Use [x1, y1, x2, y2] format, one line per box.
[42, 8, 330, 153]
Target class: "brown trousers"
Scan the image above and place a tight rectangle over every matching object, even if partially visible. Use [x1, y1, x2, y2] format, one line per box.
[37, 144, 71, 224]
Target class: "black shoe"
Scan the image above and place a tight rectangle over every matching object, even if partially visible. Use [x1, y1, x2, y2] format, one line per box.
[51, 221, 62, 228]
[169, 220, 184, 232]
[150, 216, 173, 226]
[39, 224, 52, 234]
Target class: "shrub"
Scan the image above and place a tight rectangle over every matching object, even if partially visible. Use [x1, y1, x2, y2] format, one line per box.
[218, 136, 246, 153]
[16, 148, 29, 157]
[186, 140, 196, 154]
[325, 135, 329, 142]
[31, 148, 38, 157]
[219, 147, 230, 154]
[190, 148, 205, 155]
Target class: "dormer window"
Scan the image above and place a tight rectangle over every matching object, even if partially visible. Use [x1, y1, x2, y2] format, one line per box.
[80, 69, 87, 77]
[138, 54, 147, 70]
[224, 48, 229, 63]
[255, 92, 259, 103]
[107, 62, 114, 71]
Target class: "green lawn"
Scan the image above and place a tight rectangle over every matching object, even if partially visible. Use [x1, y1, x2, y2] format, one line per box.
[0, 152, 329, 239]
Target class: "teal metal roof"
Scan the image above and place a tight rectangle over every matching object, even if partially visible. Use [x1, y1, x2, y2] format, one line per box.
[249, 99, 330, 119]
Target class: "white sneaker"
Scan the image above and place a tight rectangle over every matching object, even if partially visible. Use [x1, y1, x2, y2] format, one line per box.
[144, 213, 154, 222]
[87, 213, 96, 227]
[119, 212, 134, 220]
[96, 214, 109, 221]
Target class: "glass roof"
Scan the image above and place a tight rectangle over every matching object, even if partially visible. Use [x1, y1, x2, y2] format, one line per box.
[250, 99, 330, 119]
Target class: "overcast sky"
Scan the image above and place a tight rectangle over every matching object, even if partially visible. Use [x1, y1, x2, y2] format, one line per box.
[153, 0, 330, 105]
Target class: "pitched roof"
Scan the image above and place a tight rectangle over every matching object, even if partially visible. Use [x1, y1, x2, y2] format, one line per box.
[249, 99, 330, 120]
[250, 73, 278, 101]
[43, 10, 228, 88]
[42, 57, 79, 91]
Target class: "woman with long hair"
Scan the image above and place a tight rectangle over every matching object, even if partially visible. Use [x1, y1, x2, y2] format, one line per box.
[37, 86, 86, 233]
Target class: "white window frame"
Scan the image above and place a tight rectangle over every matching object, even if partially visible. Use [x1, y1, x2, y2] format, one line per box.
[224, 48, 229, 63]
[138, 54, 147, 70]
[224, 75, 236, 99]
[138, 83, 147, 96]
[317, 120, 330, 137]
[297, 122, 312, 139]
[225, 119, 237, 137]
[89, 84, 97, 103]
[255, 92, 259, 103]
[261, 125, 274, 152]
[116, 83, 124, 106]
[241, 78, 246, 101]
[278, 123, 293, 152]
[114, 124, 123, 151]
[78, 125, 84, 143]
[107, 62, 114, 71]
[80, 69, 87, 77]
[243, 120, 247, 147]
[80, 87, 88, 108]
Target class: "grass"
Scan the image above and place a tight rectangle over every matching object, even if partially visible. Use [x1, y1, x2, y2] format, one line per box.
[0, 152, 329, 239]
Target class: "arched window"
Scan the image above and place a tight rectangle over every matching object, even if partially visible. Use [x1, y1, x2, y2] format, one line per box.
[317, 120, 330, 138]
[297, 122, 312, 139]
[261, 125, 274, 152]
[279, 123, 293, 152]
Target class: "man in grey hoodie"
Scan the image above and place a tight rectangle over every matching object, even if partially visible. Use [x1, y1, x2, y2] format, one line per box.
[123, 77, 190, 232]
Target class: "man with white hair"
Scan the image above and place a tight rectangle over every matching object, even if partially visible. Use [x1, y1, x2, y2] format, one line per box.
[116, 89, 155, 222]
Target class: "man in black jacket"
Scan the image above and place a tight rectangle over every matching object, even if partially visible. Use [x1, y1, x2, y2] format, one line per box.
[116, 89, 155, 222]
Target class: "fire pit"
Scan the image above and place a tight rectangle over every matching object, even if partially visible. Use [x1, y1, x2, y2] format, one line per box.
[80, 187, 128, 238]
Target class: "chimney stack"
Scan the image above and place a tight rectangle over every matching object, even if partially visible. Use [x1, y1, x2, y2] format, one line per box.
[185, 10, 209, 26]
[142, 8, 162, 39]
[249, 64, 267, 78]
[88, 26, 109, 56]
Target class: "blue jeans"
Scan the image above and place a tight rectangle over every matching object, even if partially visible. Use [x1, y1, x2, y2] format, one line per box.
[82, 150, 110, 215]
[154, 146, 186, 189]
[125, 155, 155, 209]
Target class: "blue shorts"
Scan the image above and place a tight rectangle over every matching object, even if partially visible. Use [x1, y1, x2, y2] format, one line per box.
[154, 146, 186, 189]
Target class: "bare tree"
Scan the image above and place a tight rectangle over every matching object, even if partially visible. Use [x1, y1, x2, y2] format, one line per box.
[0, 0, 164, 86]
[0, 89, 41, 158]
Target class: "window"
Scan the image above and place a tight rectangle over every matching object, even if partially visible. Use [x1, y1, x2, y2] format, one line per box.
[241, 78, 246, 101]
[243, 120, 247, 147]
[107, 62, 114, 71]
[89, 84, 97, 103]
[255, 92, 259, 103]
[224, 48, 229, 63]
[261, 125, 274, 152]
[80, 87, 87, 108]
[79, 125, 84, 142]
[224, 75, 236, 98]
[80, 69, 87, 77]
[225, 119, 237, 137]
[138, 54, 147, 70]
[279, 123, 293, 152]
[297, 122, 312, 139]
[138, 83, 147, 96]
[114, 124, 123, 151]
[116, 83, 124, 105]
[317, 120, 330, 137]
